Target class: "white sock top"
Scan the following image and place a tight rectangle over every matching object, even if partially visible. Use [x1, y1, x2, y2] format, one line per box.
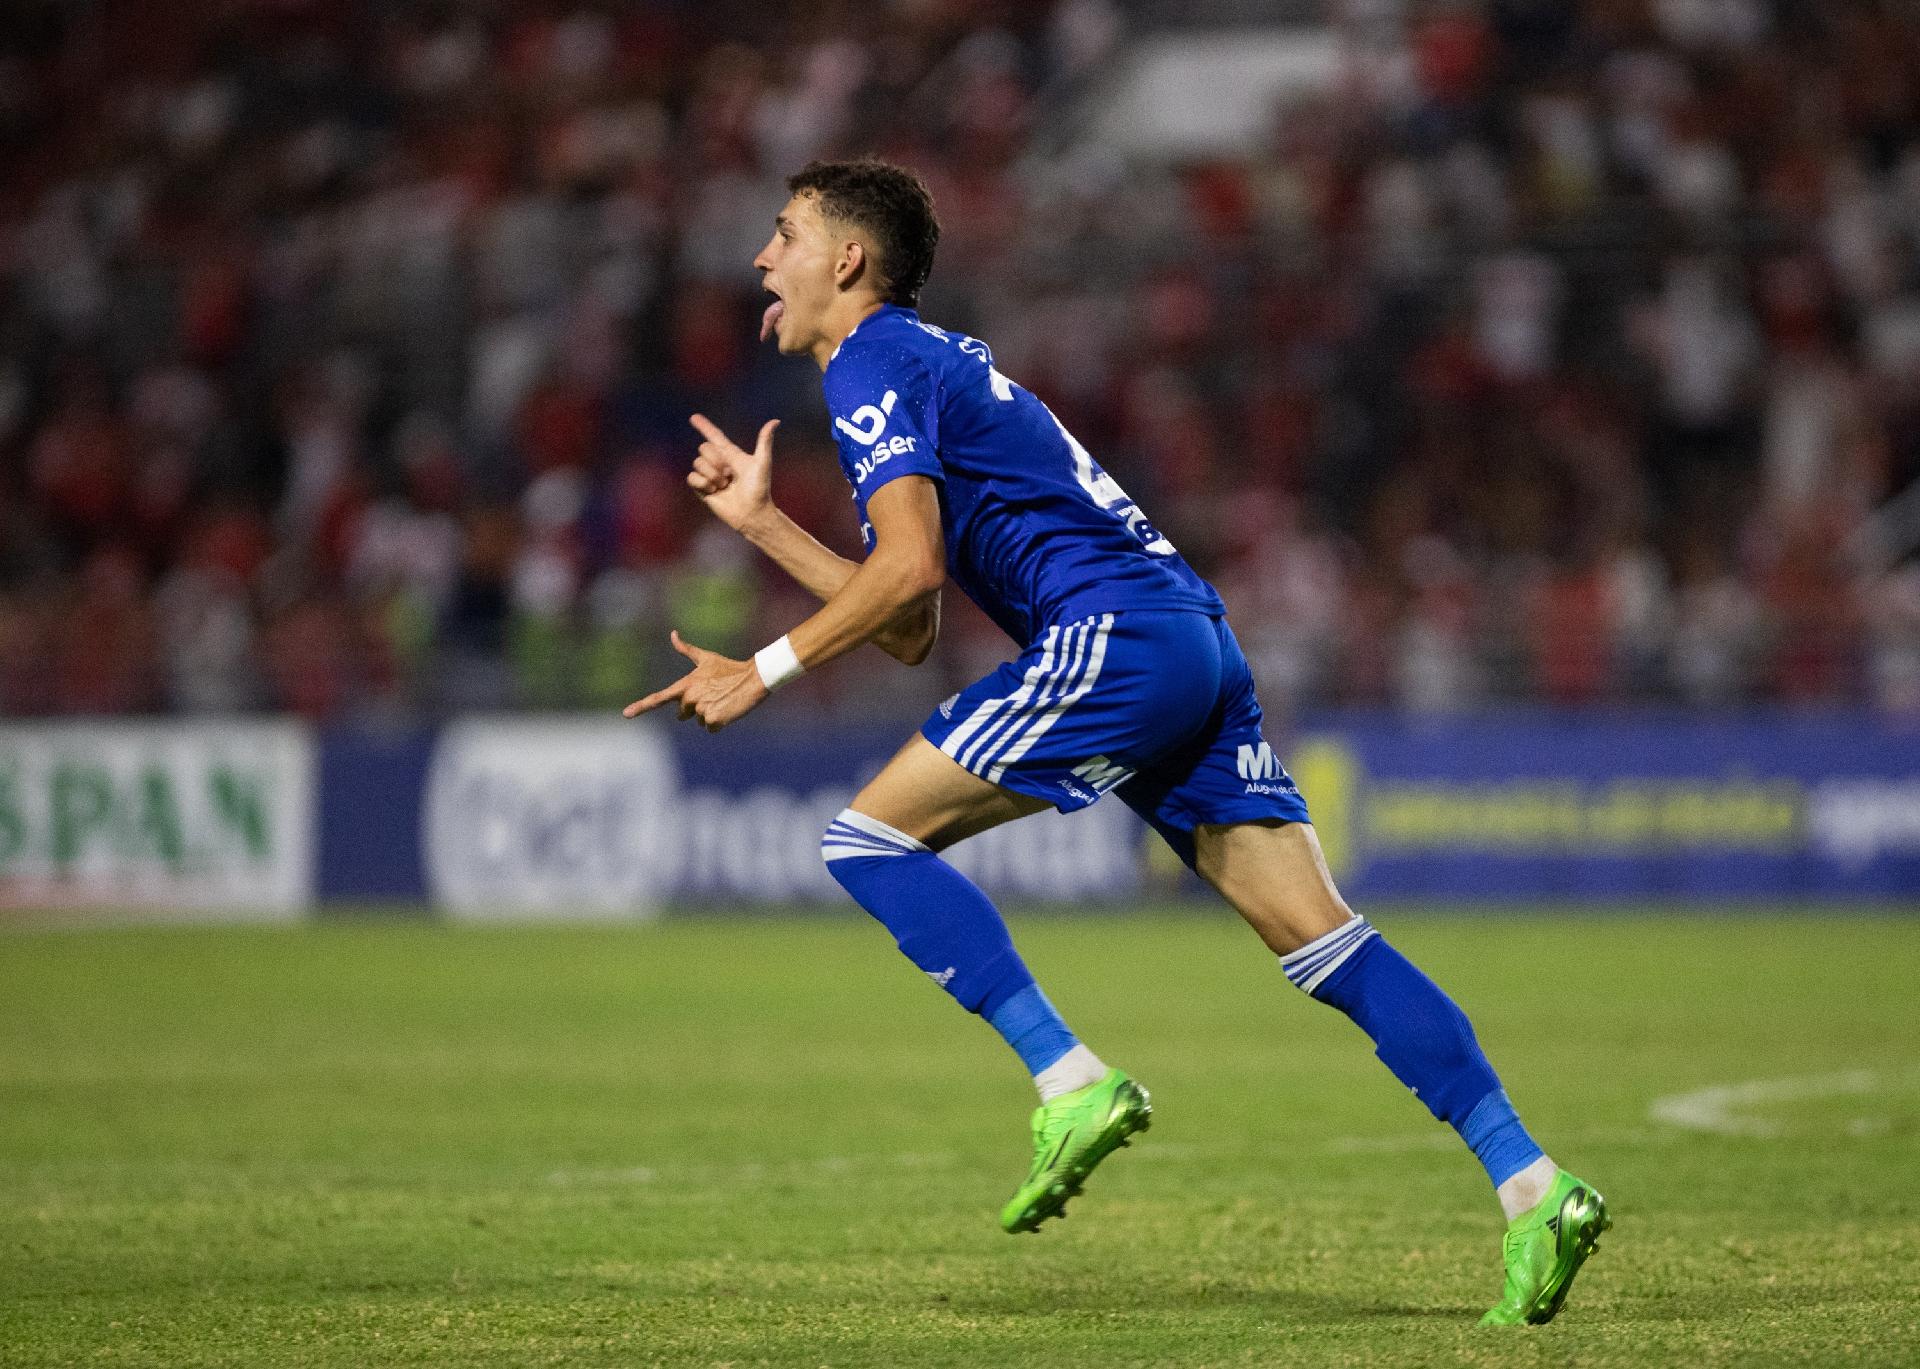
[1496, 1155, 1560, 1222]
[1034, 1044, 1108, 1103]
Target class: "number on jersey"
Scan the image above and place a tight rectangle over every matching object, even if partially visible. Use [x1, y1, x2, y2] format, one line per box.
[931, 319, 1176, 556]
[1051, 411, 1176, 556]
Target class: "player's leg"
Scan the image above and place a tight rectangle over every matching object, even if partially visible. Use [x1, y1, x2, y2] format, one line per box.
[1192, 818, 1560, 1213]
[825, 613, 1217, 1232]
[1120, 615, 1610, 1322]
[828, 731, 1109, 1099]
[824, 732, 1150, 1233]
[832, 611, 1215, 1102]
[1194, 818, 1611, 1324]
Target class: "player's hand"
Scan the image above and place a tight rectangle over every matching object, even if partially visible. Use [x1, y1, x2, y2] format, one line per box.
[622, 630, 768, 732]
[687, 413, 777, 533]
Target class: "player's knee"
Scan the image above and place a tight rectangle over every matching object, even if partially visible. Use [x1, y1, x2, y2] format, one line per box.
[821, 807, 926, 884]
[1194, 820, 1353, 953]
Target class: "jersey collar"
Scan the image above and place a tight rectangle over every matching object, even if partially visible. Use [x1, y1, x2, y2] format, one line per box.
[829, 302, 915, 362]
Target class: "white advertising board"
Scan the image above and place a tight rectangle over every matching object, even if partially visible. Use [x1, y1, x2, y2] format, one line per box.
[0, 721, 315, 919]
[423, 718, 683, 920]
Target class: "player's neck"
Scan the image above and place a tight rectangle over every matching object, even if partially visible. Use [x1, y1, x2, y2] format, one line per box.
[811, 297, 888, 371]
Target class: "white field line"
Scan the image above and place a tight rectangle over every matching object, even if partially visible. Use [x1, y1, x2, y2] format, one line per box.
[1648, 1068, 1916, 1138]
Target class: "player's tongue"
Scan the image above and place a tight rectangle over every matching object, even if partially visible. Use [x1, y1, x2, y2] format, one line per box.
[760, 298, 785, 342]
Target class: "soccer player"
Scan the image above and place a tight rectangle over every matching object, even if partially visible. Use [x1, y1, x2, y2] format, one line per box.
[625, 158, 1610, 1325]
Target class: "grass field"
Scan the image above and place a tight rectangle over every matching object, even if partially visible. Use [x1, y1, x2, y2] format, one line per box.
[3, 909, 1918, 1367]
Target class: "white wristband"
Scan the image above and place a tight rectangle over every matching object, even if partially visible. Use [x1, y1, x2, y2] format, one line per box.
[753, 634, 805, 691]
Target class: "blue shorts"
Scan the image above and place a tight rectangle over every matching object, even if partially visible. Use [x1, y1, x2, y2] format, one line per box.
[919, 610, 1311, 868]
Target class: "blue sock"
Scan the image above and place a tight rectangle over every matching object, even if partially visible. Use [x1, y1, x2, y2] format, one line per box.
[982, 984, 1079, 1076]
[1281, 917, 1544, 1188]
[823, 809, 1079, 1074]
[1459, 1090, 1541, 1189]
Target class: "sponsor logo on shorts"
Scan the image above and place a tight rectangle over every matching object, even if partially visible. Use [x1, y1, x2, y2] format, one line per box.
[1070, 755, 1134, 795]
[1237, 741, 1301, 797]
[1236, 741, 1285, 781]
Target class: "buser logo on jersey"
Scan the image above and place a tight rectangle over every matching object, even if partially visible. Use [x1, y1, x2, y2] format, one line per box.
[835, 389, 898, 445]
[853, 435, 916, 484]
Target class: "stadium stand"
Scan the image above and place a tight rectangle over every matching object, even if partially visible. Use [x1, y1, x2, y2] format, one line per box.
[1, 0, 1917, 719]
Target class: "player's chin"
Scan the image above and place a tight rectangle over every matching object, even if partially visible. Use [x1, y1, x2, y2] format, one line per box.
[770, 318, 808, 354]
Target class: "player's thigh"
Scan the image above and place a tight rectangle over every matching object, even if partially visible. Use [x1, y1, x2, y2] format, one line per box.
[848, 733, 1050, 850]
[1115, 617, 1351, 953]
[1192, 820, 1356, 956]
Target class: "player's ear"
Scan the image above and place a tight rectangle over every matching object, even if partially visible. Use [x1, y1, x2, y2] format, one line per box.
[835, 238, 869, 294]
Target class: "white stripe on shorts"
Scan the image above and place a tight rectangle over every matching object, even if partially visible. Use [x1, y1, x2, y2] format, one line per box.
[939, 625, 1061, 770]
[967, 618, 1092, 775]
[986, 615, 1114, 784]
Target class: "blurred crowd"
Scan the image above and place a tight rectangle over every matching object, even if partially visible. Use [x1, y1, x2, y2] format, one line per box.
[2, 0, 1919, 722]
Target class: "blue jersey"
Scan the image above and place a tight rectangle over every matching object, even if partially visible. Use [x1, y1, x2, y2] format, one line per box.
[822, 304, 1224, 645]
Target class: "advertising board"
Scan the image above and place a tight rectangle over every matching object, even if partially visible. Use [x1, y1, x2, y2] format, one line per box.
[16, 713, 1889, 918]
[400, 719, 1142, 918]
[0, 722, 314, 918]
[1289, 716, 1920, 900]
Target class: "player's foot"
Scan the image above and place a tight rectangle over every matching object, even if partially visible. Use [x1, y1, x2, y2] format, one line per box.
[999, 1068, 1151, 1234]
[1479, 1169, 1611, 1326]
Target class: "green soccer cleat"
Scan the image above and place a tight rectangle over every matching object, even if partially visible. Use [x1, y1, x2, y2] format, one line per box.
[999, 1068, 1151, 1234]
[1480, 1170, 1612, 1326]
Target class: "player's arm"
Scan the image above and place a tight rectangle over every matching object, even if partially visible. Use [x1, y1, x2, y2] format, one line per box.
[685, 414, 938, 664]
[625, 474, 944, 731]
[735, 507, 940, 666]
[780, 473, 944, 672]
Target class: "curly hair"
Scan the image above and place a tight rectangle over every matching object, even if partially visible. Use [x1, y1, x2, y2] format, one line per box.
[787, 158, 940, 308]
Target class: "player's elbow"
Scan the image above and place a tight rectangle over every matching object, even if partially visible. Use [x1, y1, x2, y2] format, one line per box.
[895, 621, 938, 667]
[900, 549, 946, 600]
[876, 549, 945, 604]
[875, 590, 940, 666]
[904, 570, 945, 607]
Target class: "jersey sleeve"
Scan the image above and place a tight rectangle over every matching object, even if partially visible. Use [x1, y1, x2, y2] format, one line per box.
[823, 342, 943, 504]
